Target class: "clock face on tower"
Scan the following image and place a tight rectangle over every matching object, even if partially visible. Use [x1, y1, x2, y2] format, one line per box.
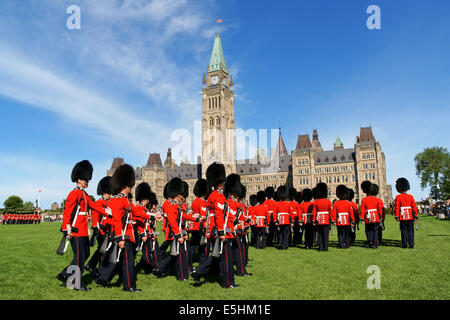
[211, 76, 219, 85]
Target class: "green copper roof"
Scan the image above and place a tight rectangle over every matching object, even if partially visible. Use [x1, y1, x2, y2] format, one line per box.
[208, 33, 228, 74]
[335, 137, 342, 147]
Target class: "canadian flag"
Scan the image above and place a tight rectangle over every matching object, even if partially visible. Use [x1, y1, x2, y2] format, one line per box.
[217, 18, 223, 23]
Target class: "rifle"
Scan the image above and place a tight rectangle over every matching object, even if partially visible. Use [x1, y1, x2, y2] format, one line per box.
[199, 208, 210, 246]
[116, 202, 131, 263]
[89, 228, 99, 247]
[98, 232, 109, 254]
[56, 195, 81, 256]
[170, 203, 184, 256]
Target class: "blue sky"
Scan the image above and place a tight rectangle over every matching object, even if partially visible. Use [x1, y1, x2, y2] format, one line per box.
[0, 0, 449, 209]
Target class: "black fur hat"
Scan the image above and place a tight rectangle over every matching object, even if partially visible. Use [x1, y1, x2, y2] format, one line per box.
[224, 174, 242, 197]
[249, 194, 258, 206]
[135, 182, 152, 202]
[295, 192, 303, 203]
[273, 192, 279, 202]
[336, 184, 348, 200]
[276, 185, 289, 201]
[149, 192, 158, 207]
[110, 164, 135, 195]
[348, 189, 355, 201]
[167, 177, 184, 198]
[371, 184, 379, 196]
[302, 188, 313, 202]
[71, 160, 93, 182]
[265, 186, 275, 199]
[206, 162, 226, 188]
[182, 181, 189, 198]
[256, 190, 266, 204]
[239, 185, 247, 200]
[97, 176, 111, 196]
[193, 179, 208, 197]
[396, 178, 410, 193]
[289, 187, 297, 201]
[315, 182, 328, 199]
[360, 180, 372, 195]
[163, 183, 169, 199]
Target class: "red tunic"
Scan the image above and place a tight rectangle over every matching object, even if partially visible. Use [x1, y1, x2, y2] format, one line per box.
[62, 187, 106, 237]
[298, 201, 315, 225]
[360, 196, 383, 223]
[207, 189, 227, 238]
[263, 199, 277, 223]
[254, 204, 270, 228]
[394, 193, 418, 221]
[275, 201, 294, 225]
[248, 206, 256, 226]
[313, 198, 334, 225]
[190, 197, 207, 231]
[333, 200, 355, 226]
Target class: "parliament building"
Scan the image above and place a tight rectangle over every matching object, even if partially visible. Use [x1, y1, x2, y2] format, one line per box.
[107, 34, 393, 206]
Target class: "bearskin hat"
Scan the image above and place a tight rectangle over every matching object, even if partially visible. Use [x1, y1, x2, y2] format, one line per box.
[163, 183, 169, 199]
[167, 177, 184, 198]
[315, 182, 328, 199]
[97, 176, 111, 196]
[273, 192, 279, 202]
[348, 189, 355, 201]
[302, 188, 313, 202]
[193, 179, 208, 197]
[265, 186, 275, 199]
[135, 182, 152, 202]
[206, 162, 226, 188]
[182, 181, 189, 198]
[249, 194, 258, 206]
[396, 177, 410, 193]
[256, 190, 266, 204]
[360, 180, 372, 195]
[289, 187, 297, 201]
[276, 185, 289, 201]
[336, 184, 348, 200]
[295, 192, 303, 203]
[149, 192, 158, 207]
[312, 187, 318, 200]
[239, 185, 247, 200]
[71, 160, 93, 182]
[371, 184, 379, 196]
[110, 164, 135, 195]
[224, 174, 242, 197]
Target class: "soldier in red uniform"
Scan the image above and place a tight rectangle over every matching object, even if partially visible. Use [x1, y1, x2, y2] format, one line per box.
[264, 187, 277, 247]
[239, 187, 251, 267]
[394, 178, 418, 248]
[189, 179, 209, 267]
[347, 189, 359, 245]
[254, 191, 270, 249]
[108, 164, 150, 292]
[156, 178, 202, 281]
[192, 163, 239, 288]
[360, 181, 383, 249]
[288, 188, 299, 247]
[134, 182, 153, 274]
[299, 189, 314, 249]
[371, 184, 385, 245]
[56, 160, 108, 291]
[312, 183, 334, 251]
[248, 194, 257, 246]
[85, 176, 112, 274]
[159, 183, 171, 256]
[333, 185, 355, 249]
[275, 186, 295, 250]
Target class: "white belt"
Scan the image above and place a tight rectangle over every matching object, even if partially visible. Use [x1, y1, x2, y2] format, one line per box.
[278, 212, 289, 215]
[268, 211, 274, 213]
[256, 216, 266, 219]
[338, 213, 349, 216]
[78, 212, 87, 216]
[317, 212, 328, 215]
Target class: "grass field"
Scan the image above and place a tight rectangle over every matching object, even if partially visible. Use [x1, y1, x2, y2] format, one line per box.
[0, 215, 449, 300]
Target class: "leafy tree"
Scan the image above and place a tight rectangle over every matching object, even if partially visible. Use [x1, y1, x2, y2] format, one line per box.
[415, 147, 450, 201]
[4, 195, 24, 210]
[23, 201, 35, 210]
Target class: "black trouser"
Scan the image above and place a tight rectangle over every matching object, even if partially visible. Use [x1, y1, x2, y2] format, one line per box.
[159, 240, 170, 257]
[159, 240, 190, 280]
[365, 223, 379, 248]
[400, 220, 415, 248]
[96, 245, 118, 283]
[250, 225, 257, 246]
[337, 225, 351, 248]
[140, 238, 162, 272]
[378, 220, 384, 245]
[278, 225, 290, 249]
[195, 238, 234, 288]
[242, 233, 249, 266]
[86, 233, 105, 270]
[233, 235, 247, 276]
[119, 241, 136, 290]
[316, 225, 330, 251]
[256, 227, 266, 248]
[303, 224, 314, 248]
[187, 231, 202, 271]
[267, 221, 276, 246]
[58, 236, 90, 289]
[199, 237, 211, 265]
[292, 219, 301, 246]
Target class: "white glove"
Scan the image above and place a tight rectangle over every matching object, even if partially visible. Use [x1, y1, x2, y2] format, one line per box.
[105, 207, 112, 217]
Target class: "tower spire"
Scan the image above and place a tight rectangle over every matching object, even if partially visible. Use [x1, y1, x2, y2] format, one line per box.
[208, 33, 228, 74]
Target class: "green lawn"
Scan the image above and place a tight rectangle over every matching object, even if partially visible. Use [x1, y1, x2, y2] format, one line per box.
[0, 215, 448, 300]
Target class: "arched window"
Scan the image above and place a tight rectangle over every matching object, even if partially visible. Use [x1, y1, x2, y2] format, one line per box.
[218, 96, 221, 108]
[210, 117, 214, 126]
[216, 116, 220, 126]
